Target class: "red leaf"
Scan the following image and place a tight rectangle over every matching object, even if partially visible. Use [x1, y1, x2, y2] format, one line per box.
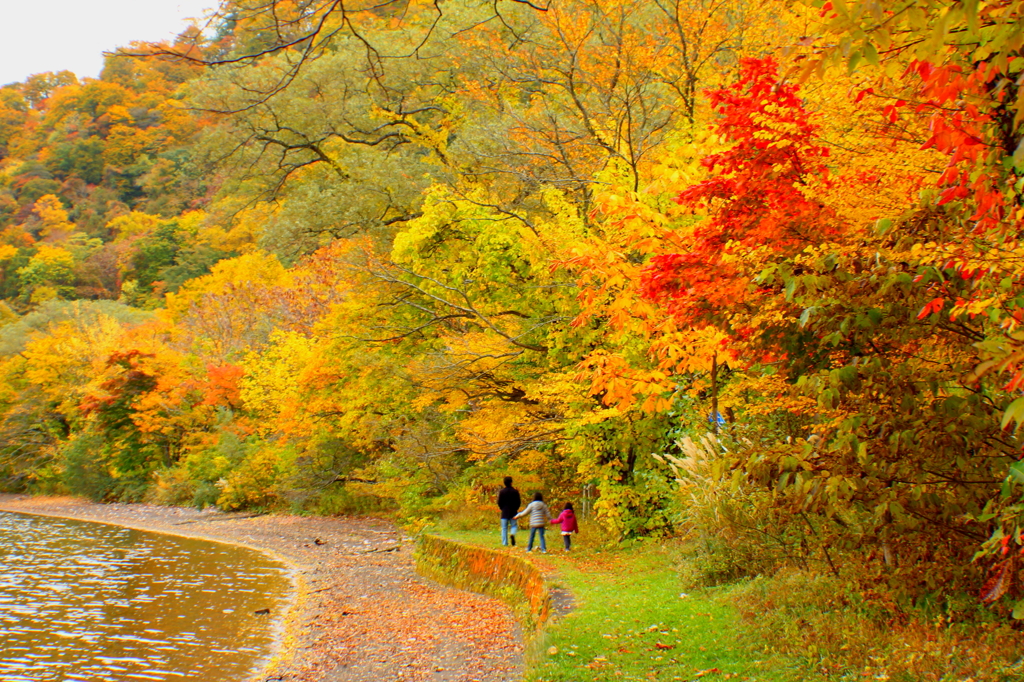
[980, 557, 1016, 603]
[917, 297, 945, 320]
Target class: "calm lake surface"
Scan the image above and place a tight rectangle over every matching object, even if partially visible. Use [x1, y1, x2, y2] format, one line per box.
[0, 511, 291, 682]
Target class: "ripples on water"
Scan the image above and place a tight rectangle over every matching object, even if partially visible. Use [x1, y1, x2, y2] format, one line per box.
[0, 511, 290, 682]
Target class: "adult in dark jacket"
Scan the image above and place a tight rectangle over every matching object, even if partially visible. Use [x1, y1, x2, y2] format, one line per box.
[497, 476, 521, 546]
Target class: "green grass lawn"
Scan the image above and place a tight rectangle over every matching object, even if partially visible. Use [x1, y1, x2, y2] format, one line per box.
[434, 529, 814, 682]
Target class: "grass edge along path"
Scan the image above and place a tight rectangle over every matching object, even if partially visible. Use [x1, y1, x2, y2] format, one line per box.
[425, 529, 810, 682]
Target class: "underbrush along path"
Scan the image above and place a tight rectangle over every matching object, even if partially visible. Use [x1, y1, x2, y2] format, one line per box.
[0, 495, 523, 682]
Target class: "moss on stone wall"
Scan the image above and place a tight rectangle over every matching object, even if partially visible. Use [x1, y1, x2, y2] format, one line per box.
[415, 534, 551, 632]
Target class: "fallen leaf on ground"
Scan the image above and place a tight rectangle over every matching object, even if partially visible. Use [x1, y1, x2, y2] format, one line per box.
[695, 668, 722, 677]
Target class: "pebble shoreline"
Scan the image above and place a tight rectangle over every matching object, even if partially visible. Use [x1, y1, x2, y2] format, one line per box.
[0, 494, 523, 682]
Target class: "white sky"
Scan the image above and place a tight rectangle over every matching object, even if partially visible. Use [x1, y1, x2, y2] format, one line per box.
[0, 0, 216, 86]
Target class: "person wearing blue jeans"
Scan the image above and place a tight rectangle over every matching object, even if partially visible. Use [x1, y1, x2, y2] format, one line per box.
[528, 525, 547, 552]
[497, 476, 521, 546]
[515, 491, 551, 553]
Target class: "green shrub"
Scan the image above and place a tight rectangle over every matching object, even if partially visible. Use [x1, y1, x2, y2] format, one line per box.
[731, 568, 1024, 681]
[658, 435, 797, 585]
[147, 466, 197, 506]
[175, 429, 296, 511]
[191, 481, 221, 509]
[304, 483, 394, 516]
[61, 431, 116, 501]
[216, 442, 294, 511]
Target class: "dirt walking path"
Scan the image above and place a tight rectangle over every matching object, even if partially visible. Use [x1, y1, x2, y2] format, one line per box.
[0, 495, 523, 682]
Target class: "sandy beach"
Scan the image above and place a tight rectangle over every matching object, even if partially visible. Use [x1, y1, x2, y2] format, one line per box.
[0, 494, 523, 682]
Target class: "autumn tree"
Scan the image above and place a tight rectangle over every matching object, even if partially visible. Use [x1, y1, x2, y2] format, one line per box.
[780, 0, 1024, 610]
[0, 301, 149, 494]
[582, 42, 1021, 604]
[162, 0, 778, 260]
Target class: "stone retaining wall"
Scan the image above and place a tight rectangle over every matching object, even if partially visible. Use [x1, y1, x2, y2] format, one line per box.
[415, 534, 552, 633]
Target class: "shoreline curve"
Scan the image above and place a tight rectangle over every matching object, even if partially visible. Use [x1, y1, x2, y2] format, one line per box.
[0, 494, 524, 682]
[0, 498, 303, 681]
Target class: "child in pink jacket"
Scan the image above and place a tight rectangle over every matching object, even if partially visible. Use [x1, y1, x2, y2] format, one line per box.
[550, 502, 579, 551]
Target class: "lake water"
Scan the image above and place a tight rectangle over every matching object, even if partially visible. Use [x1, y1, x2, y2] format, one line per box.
[0, 511, 291, 682]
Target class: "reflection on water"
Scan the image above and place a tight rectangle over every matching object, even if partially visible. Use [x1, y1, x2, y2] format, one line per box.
[0, 511, 290, 682]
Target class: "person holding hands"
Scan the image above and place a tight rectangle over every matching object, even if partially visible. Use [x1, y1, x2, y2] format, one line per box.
[497, 476, 521, 546]
[515, 492, 551, 553]
[550, 502, 579, 551]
